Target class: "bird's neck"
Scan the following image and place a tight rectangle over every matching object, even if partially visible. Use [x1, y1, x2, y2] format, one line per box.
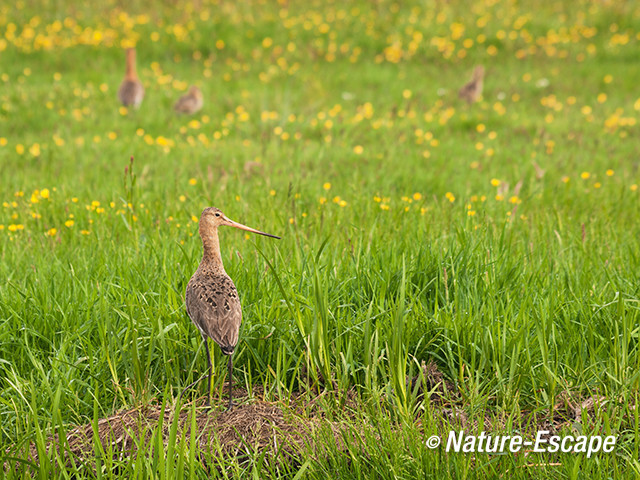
[125, 51, 138, 80]
[199, 227, 226, 274]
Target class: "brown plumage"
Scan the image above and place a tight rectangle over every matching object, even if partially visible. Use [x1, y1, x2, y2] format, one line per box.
[458, 65, 485, 104]
[118, 48, 144, 108]
[182, 207, 280, 409]
[174, 85, 204, 114]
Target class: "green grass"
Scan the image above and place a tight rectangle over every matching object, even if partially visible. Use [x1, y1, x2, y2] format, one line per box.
[2, 0, 640, 477]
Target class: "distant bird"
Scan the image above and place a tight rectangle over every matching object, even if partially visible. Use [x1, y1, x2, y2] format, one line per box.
[458, 65, 485, 104]
[181, 207, 280, 410]
[118, 48, 144, 108]
[174, 86, 204, 114]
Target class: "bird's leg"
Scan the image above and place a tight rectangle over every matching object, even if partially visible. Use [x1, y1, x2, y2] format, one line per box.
[226, 354, 233, 411]
[179, 336, 211, 406]
[204, 337, 212, 408]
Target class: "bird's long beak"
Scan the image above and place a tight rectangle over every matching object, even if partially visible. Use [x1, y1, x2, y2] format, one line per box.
[223, 216, 281, 239]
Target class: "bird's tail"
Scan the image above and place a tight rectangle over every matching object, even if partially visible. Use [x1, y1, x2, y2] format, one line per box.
[221, 345, 235, 355]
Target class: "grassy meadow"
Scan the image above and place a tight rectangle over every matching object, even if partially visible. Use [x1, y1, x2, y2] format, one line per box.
[2, 0, 640, 477]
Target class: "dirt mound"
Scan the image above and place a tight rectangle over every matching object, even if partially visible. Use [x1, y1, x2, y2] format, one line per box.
[16, 388, 342, 473]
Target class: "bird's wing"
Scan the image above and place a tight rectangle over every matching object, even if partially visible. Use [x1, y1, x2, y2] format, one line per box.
[458, 81, 474, 97]
[118, 80, 144, 106]
[174, 96, 197, 113]
[185, 275, 242, 353]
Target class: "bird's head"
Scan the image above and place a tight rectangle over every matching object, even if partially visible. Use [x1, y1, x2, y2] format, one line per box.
[199, 207, 280, 239]
[189, 86, 203, 100]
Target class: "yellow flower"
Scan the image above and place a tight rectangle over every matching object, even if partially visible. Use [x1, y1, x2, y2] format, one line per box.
[353, 145, 364, 155]
[269, 189, 276, 196]
[323, 182, 331, 190]
[189, 178, 197, 185]
[412, 192, 422, 201]
[16, 144, 25, 154]
[179, 195, 186, 202]
[64, 220, 74, 227]
[81, 230, 90, 235]
[46, 227, 57, 236]
[606, 169, 614, 176]
[561, 176, 570, 183]
[491, 178, 501, 187]
[319, 197, 327, 204]
[40, 188, 50, 199]
[156, 136, 170, 146]
[581, 172, 591, 179]
[631, 184, 638, 191]
[191, 215, 198, 222]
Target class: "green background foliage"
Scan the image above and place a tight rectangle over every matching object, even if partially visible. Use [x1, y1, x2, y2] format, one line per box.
[1, 0, 639, 477]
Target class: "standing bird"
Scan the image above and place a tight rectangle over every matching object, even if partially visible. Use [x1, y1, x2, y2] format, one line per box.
[118, 48, 144, 108]
[182, 207, 280, 410]
[458, 65, 485, 104]
[174, 85, 204, 115]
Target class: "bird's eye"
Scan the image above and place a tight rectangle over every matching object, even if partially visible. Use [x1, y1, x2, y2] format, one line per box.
[215, 213, 220, 217]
